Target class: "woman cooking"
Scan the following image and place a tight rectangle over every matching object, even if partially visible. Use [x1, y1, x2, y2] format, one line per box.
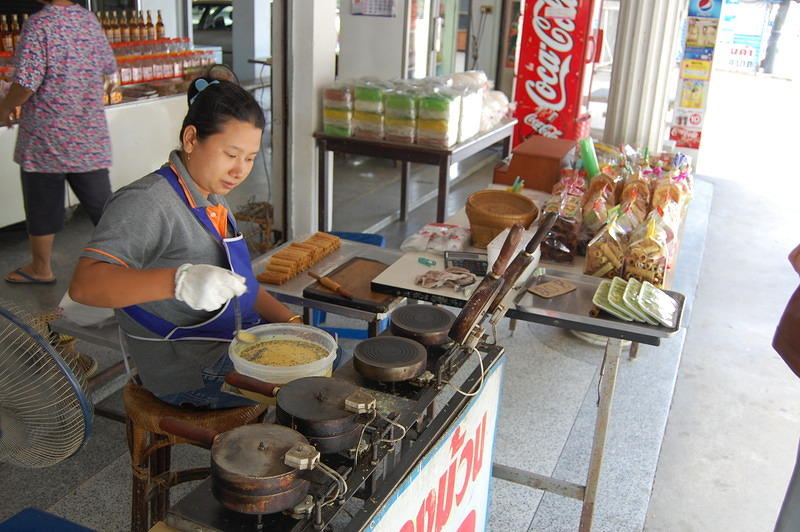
[70, 78, 300, 409]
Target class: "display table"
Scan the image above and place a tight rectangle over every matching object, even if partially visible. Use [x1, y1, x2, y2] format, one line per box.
[313, 119, 517, 230]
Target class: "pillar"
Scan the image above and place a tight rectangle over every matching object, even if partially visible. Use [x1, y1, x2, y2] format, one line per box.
[603, 0, 688, 152]
[232, 0, 271, 81]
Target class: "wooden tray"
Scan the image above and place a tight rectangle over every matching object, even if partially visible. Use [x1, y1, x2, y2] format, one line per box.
[302, 257, 398, 313]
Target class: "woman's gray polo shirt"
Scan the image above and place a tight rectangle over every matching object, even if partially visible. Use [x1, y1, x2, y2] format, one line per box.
[81, 152, 237, 395]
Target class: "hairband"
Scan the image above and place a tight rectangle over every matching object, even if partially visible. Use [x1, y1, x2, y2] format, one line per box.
[189, 79, 220, 105]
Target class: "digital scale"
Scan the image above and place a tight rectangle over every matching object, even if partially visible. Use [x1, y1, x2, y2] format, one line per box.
[444, 251, 489, 275]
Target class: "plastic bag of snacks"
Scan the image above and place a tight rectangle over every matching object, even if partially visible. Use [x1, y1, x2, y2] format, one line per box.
[354, 79, 388, 113]
[552, 168, 587, 196]
[400, 223, 470, 253]
[323, 82, 353, 110]
[455, 86, 483, 143]
[384, 87, 417, 143]
[417, 88, 462, 147]
[480, 90, 510, 132]
[584, 215, 628, 279]
[623, 218, 669, 288]
[541, 193, 583, 263]
[582, 182, 613, 235]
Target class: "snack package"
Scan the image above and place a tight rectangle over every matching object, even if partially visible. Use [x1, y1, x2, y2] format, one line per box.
[417, 88, 462, 147]
[353, 110, 384, 140]
[623, 218, 669, 288]
[480, 90, 510, 132]
[455, 85, 483, 142]
[400, 223, 470, 253]
[552, 168, 587, 196]
[582, 184, 612, 235]
[541, 193, 583, 263]
[383, 87, 417, 142]
[323, 83, 353, 110]
[584, 216, 627, 279]
[322, 82, 354, 137]
[354, 79, 388, 113]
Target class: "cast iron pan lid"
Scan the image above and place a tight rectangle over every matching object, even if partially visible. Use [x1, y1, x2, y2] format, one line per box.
[390, 305, 455, 336]
[212, 424, 308, 479]
[353, 336, 427, 381]
[276, 376, 359, 424]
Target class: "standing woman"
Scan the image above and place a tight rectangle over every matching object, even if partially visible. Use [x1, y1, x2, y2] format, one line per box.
[1, 0, 117, 285]
[70, 78, 302, 409]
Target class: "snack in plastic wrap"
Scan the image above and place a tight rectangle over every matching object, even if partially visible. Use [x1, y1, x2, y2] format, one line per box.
[552, 168, 587, 196]
[354, 79, 388, 113]
[322, 82, 354, 137]
[480, 90, 510, 132]
[582, 184, 612, 234]
[623, 219, 669, 288]
[384, 87, 417, 143]
[622, 277, 658, 325]
[323, 83, 353, 110]
[638, 281, 679, 328]
[455, 86, 483, 143]
[608, 277, 642, 320]
[584, 217, 626, 279]
[353, 110, 384, 140]
[651, 176, 683, 212]
[592, 280, 634, 321]
[541, 193, 582, 263]
[417, 88, 461, 147]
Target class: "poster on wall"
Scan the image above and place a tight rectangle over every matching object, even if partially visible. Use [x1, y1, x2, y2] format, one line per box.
[352, 0, 397, 17]
[672, 0, 723, 150]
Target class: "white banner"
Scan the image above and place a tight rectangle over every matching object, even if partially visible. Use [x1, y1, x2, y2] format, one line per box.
[365, 358, 505, 532]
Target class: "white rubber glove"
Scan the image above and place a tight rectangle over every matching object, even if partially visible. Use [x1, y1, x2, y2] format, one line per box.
[174, 264, 247, 312]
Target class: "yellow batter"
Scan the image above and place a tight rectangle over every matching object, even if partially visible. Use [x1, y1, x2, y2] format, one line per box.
[239, 339, 328, 366]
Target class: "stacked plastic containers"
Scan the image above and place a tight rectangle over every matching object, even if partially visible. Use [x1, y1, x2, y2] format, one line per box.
[322, 83, 353, 137]
[353, 80, 387, 140]
[384, 85, 417, 143]
[417, 88, 462, 148]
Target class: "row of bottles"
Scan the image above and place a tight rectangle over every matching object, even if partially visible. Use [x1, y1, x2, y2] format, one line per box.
[97, 10, 165, 44]
[0, 14, 28, 53]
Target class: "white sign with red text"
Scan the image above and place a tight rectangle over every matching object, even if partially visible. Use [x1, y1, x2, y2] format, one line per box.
[365, 359, 505, 532]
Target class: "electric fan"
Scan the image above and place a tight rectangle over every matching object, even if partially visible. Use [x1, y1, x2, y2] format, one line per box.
[0, 300, 93, 468]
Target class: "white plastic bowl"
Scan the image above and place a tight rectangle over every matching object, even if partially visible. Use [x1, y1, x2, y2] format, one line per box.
[228, 323, 337, 384]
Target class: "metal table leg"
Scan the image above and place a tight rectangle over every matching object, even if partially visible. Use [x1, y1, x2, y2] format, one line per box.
[436, 155, 452, 222]
[318, 139, 329, 232]
[629, 341, 640, 360]
[579, 337, 622, 532]
[400, 161, 410, 221]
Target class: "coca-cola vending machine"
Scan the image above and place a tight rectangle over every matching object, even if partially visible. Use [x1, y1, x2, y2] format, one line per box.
[512, 0, 603, 145]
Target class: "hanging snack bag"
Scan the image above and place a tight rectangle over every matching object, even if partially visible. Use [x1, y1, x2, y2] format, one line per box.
[623, 218, 669, 288]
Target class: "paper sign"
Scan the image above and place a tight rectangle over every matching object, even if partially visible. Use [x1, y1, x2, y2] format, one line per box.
[529, 280, 577, 298]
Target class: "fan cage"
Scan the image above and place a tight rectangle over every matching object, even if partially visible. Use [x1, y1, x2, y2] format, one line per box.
[0, 301, 93, 468]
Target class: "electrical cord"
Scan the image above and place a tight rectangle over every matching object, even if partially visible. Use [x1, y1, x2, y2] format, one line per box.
[377, 412, 407, 443]
[352, 411, 377, 469]
[444, 345, 485, 397]
[470, 12, 489, 70]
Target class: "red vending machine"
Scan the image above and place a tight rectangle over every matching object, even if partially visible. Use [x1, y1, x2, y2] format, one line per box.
[511, 0, 603, 146]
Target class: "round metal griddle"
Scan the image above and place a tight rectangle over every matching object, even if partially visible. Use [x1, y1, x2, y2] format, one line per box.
[353, 336, 427, 382]
[389, 305, 455, 346]
[275, 376, 362, 453]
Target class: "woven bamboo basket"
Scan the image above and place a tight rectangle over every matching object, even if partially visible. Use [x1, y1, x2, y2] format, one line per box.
[466, 190, 538, 248]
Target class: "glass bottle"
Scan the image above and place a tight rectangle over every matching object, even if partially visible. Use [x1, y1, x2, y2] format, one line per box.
[10, 14, 21, 51]
[129, 11, 140, 42]
[145, 11, 156, 41]
[120, 10, 131, 43]
[103, 12, 114, 43]
[138, 11, 147, 42]
[111, 11, 122, 44]
[156, 10, 166, 40]
[0, 16, 13, 53]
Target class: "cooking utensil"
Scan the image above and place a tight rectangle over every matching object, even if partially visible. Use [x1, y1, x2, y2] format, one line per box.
[353, 336, 427, 382]
[233, 296, 258, 344]
[449, 224, 525, 346]
[223, 373, 369, 454]
[486, 212, 559, 319]
[308, 271, 354, 299]
[389, 305, 455, 347]
[158, 419, 311, 515]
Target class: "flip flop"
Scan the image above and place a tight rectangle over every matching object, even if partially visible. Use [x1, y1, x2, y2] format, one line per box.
[5, 268, 57, 285]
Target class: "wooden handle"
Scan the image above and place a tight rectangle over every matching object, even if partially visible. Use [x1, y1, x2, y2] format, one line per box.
[159, 417, 218, 448]
[489, 224, 525, 278]
[224, 371, 279, 397]
[487, 213, 561, 314]
[309, 271, 354, 299]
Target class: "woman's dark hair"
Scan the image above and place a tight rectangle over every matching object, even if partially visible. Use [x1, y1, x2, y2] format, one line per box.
[180, 77, 266, 143]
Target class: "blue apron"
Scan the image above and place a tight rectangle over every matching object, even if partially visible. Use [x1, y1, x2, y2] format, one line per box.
[121, 165, 262, 342]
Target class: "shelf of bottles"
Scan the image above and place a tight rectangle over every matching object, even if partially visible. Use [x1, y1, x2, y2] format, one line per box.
[100, 9, 215, 87]
[0, 14, 24, 82]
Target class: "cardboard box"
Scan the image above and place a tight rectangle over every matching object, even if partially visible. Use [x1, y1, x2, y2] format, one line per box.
[493, 136, 577, 193]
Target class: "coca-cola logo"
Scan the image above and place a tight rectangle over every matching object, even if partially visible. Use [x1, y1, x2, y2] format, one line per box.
[523, 0, 577, 113]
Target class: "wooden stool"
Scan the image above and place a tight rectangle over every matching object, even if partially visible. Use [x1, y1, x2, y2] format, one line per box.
[123, 382, 268, 532]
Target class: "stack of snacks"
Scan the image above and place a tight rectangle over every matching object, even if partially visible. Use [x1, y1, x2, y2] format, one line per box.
[257, 233, 341, 285]
[354, 80, 387, 140]
[322, 83, 353, 137]
[592, 276, 678, 328]
[417, 88, 462, 147]
[623, 219, 669, 288]
[456, 86, 483, 143]
[384, 87, 417, 143]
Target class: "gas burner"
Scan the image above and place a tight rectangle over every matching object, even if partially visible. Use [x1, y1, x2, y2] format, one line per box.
[353, 336, 427, 383]
[389, 305, 455, 346]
